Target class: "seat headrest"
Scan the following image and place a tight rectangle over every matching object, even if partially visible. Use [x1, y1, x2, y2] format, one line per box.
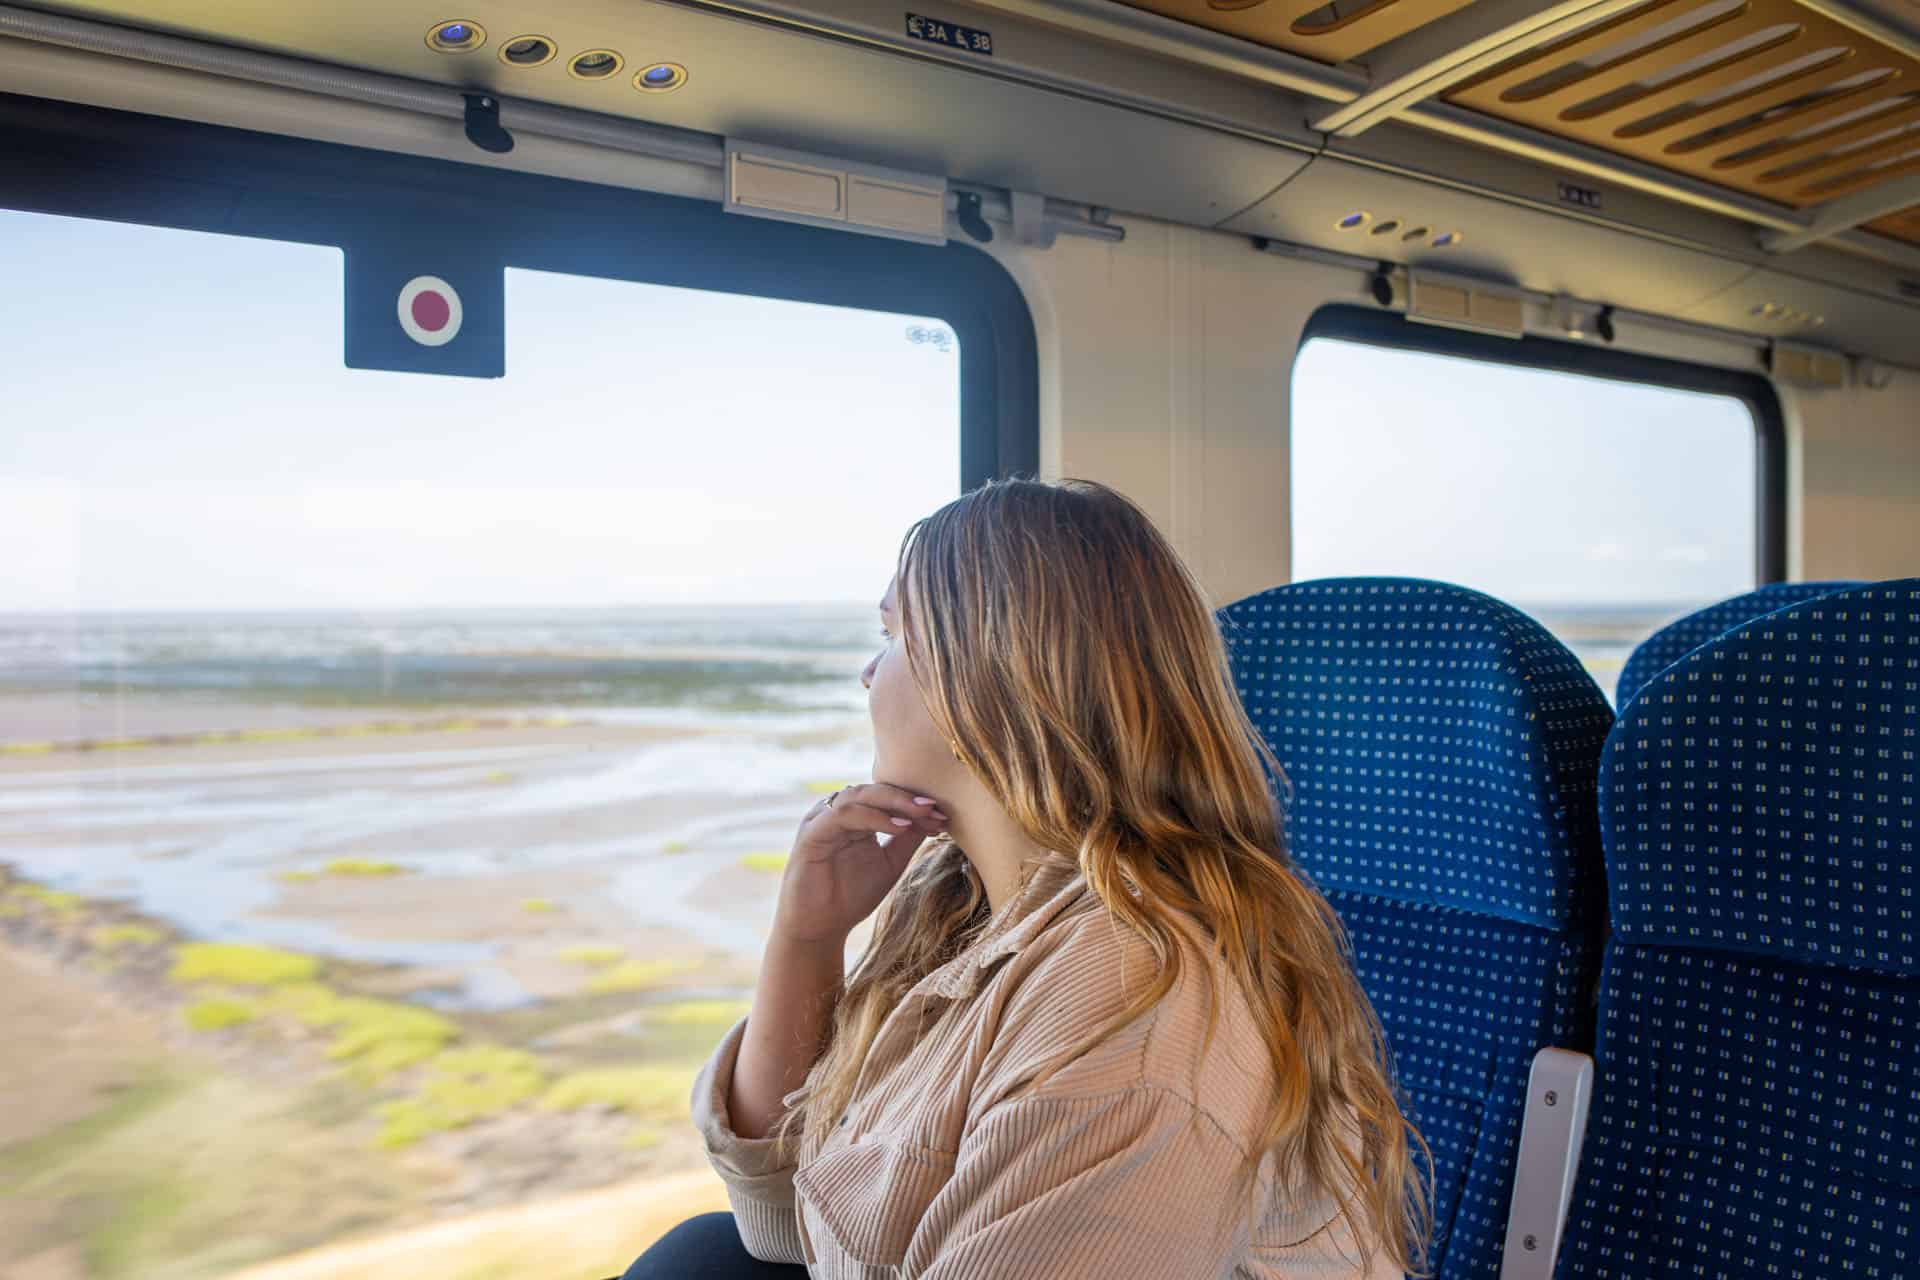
[1616, 581, 1862, 708]
[1219, 578, 1613, 930]
[1603, 579, 1920, 976]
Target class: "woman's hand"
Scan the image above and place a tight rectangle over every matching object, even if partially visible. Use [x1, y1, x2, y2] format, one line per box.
[772, 783, 949, 945]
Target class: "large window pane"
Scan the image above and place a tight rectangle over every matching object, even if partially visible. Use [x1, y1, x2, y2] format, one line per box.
[1291, 336, 1757, 699]
[0, 209, 958, 1275]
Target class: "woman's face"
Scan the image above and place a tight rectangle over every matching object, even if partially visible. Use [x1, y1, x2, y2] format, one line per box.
[862, 576, 958, 792]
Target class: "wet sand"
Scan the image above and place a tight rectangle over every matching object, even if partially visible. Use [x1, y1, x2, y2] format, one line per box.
[0, 690, 863, 1278]
[0, 690, 856, 1002]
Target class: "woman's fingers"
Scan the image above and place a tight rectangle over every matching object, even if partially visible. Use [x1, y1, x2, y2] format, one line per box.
[835, 782, 950, 822]
[823, 799, 947, 838]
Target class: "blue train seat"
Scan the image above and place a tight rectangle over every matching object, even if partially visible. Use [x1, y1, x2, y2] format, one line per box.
[1557, 579, 1920, 1279]
[1220, 578, 1615, 1279]
[1614, 581, 1861, 709]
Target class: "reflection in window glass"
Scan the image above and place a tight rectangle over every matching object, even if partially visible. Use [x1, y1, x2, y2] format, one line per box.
[1291, 337, 1756, 699]
[0, 210, 959, 1273]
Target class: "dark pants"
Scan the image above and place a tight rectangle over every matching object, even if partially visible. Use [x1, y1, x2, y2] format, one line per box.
[621, 1212, 811, 1279]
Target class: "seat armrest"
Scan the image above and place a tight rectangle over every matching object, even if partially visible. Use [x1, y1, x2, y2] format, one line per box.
[1497, 1047, 1593, 1280]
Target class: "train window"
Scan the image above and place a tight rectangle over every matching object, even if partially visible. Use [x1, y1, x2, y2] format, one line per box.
[0, 203, 975, 1273]
[1292, 308, 1781, 701]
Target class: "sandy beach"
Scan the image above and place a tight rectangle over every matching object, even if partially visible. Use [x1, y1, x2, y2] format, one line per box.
[0, 688, 866, 1279]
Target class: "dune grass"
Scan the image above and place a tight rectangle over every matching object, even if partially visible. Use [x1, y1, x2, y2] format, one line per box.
[325, 859, 410, 877]
[263, 982, 461, 1079]
[171, 942, 319, 987]
[582, 959, 691, 995]
[375, 1046, 549, 1148]
[10, 883, 86, 915]
[92, 923, 167, 950]
[185, 997, 260, 1032]
[647, 999, 750, 1028]
[281, 860, 411, 882]
[0, 1062, 436, 1280]
[540, 1066, 692, 1119]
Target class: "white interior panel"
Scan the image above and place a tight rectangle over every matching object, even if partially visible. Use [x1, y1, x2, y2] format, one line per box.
[1221, 156, 1757, 322]
[1785, 371, 1920, 584]
[23, 0, 1316, 229]
[3, 7, 1916, 601]
[0, 38, 728, 201]
[987, 215, 1918, 604]
[1681, 269, 1920, 369]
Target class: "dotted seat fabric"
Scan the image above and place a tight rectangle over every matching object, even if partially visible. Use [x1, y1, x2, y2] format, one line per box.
[1218, 578, 1615, 1280]
[1614, 582, 1860, 709]
[1556, 579, 1920, 1280]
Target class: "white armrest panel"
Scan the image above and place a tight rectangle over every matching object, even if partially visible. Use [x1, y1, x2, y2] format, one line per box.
[1497, 1047, 1594, 1280]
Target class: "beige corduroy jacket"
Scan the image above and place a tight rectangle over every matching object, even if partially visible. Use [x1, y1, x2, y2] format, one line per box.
[690, 858, 1401, 1279]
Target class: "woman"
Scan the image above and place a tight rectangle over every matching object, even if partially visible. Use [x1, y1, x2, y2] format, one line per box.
[624, 479, 1429, 1279]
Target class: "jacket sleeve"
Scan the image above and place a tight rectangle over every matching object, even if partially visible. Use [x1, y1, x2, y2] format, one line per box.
[689, 1017, 808, 1265]
[910, 1086, 1391, 1280]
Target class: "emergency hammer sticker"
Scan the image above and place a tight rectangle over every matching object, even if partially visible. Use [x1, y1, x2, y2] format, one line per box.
[397, 275, 463, 347]
[344, 245, 503, 378]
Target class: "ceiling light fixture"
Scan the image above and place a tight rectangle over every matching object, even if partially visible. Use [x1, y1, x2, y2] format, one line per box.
[635, 62, 688, 93]
[427, 19, 486, 53]
[568, 49, 624, 80]
[499, 35, 556, 67]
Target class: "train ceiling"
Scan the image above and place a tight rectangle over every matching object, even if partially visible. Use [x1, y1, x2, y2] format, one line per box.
[1111, 0, 1920, 249]
[5, 0, 1918, 262]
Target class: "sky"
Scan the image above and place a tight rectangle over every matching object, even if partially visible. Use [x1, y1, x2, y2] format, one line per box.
[2, 207, 1754, 614]
[1292, 339, 1755, 606]
[0, 210, 961, 613]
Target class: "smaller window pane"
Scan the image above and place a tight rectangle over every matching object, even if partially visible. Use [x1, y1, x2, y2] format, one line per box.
[1291, 337, 1758, 700]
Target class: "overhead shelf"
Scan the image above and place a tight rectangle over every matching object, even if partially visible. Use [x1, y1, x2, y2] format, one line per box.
[1093, 0, 1920, 253]
[1106, 0, 1479, 65]
[1443, 0, 1920, 211]
[1865, 202, 1920, 245]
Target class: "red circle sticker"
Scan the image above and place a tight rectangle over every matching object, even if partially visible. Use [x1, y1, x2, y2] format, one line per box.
[397, 275, 463, 347]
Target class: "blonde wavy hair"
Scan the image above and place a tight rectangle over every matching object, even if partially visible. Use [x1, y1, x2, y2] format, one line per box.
[778, 477, 1431, 1272]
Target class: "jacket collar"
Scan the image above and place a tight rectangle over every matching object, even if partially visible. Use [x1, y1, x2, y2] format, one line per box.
[919, 854, 1091, 1000]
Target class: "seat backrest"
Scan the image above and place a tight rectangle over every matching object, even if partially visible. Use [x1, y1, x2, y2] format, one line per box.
[1219, 578, 1614, 1280]
[1614, 581, 1861, 709]
[1557, 578, 1920, 1280]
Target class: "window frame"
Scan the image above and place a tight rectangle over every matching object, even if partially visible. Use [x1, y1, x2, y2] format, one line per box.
[1296, 304, 1787, 585]
[0, 90, 1037, 487]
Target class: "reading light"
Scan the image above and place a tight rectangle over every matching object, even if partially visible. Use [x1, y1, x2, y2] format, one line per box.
[635, 62, 687, 92]
[568, 49, 624, 80]
[427, 20, 485, 52]
[500, 36, 556, 67]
